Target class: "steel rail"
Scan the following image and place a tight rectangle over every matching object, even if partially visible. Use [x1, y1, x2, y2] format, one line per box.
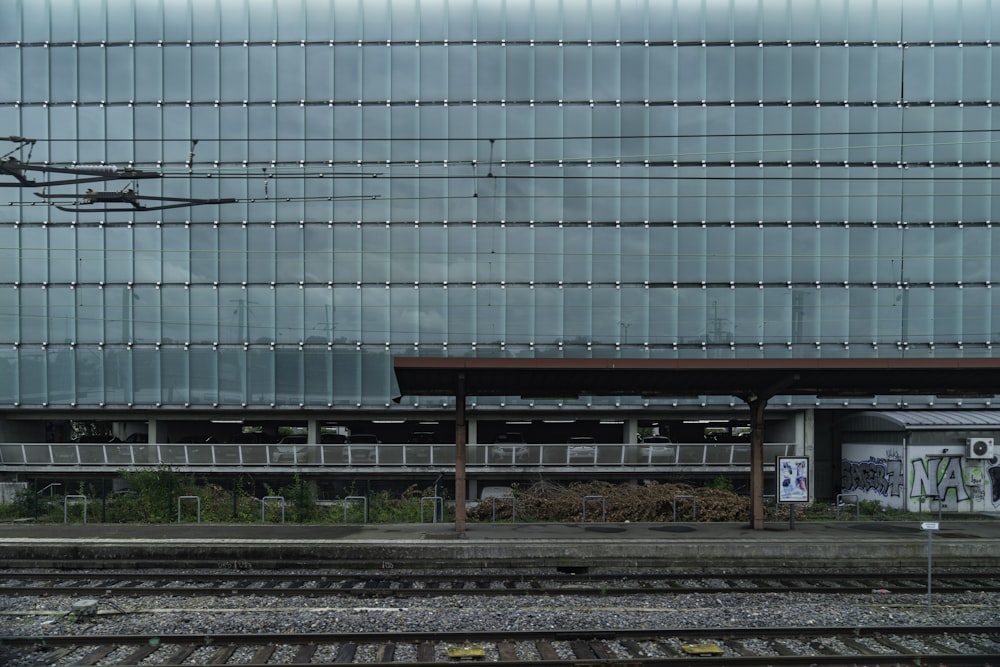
[2, 626, 997, 667]
[3, 571, 998, 597]
[2, 624, 996, 644]
[4, 583, 998, 597]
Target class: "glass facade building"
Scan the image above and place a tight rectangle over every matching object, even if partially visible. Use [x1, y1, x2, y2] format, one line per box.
[2, 0, 1000, 417]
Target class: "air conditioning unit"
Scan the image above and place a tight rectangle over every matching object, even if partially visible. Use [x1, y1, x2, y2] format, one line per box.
[966, 437, 995, 459]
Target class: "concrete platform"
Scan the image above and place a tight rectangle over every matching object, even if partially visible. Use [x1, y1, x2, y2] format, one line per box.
[1, 518, 999, 570]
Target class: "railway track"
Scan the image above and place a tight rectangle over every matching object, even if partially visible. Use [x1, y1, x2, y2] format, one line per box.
[4, 570, 1000, 597]
[2, 626, 998, 666]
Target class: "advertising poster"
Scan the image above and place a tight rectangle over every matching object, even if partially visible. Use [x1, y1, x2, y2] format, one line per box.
[777, 456, 809, 503]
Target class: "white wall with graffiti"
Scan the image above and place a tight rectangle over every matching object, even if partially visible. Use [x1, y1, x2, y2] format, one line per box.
[841, 441, 998, 513]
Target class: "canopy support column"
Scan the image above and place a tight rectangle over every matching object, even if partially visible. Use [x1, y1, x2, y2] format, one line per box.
[748, 395, 768, 530]
[454, 373, 467, 534]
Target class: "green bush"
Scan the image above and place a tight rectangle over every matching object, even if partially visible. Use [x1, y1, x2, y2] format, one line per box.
[706, 476, 734, 492]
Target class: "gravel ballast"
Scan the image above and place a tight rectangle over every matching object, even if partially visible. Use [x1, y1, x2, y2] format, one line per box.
[1, 572, 998, 665]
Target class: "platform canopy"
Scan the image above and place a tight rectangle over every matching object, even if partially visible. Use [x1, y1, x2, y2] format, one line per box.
[393, 356, 1000, 401]
[393, 356, 1000, 532]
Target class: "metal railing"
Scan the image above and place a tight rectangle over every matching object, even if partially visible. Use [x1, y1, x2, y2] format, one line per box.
[0, 441, 796, 469]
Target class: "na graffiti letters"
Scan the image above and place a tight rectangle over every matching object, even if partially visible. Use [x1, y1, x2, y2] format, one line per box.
[910, 456, 969, 502]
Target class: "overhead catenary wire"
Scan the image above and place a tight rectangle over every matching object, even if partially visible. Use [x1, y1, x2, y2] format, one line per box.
[5, 133, 1000, 210]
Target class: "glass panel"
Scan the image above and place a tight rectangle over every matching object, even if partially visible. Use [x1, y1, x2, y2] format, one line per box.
[188, 348, 219, 405]
[132, 347, 159, 404]
[361, 286, 389, 342]
[677, 444, 705, 464]
[46, 346, 73, 403]
[161, 348, 189, 405]
[448, 287, 475, 344]
[275, 286, 302, 344]
[416, 286, 445, 344]
[48, 287, 74, 346]
[215, 348, 241, 405]
[0, 227, 16, 283]
[274, 348, 302, 404]
[20, 227, 46, 283]
[190, 286, 219, 345]
[304, 346, 331, 404]
[102, 347, 130, 404]
[20, 287, 45, 344]
[360, 348, 389, 403]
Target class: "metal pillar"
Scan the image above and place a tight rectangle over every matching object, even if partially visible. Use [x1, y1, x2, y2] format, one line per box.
[454, 372, 467, 534]
[748, 396, 767, 530]
[743, 372, 797, 530]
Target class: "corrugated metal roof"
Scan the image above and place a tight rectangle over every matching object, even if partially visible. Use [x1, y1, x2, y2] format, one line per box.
[839, 410, 1000, 431]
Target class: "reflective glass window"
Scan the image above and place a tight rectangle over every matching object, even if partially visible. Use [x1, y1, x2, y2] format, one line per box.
[964, 286, 991, 343]
[245, 285, 274, 344]
[417, 225, 446, 283]
[0, 227, 16, 282]
[47, 287, 73, 346]
[160, 286, 189, 345]
[360, 286, 389, 342]
[447, 287, 475, 344]
[75, 287, 103, 344]
[360, 349, 390, 403]
[476, 286, 503, 342]
[19, 349, 45, 403]
[20, 45, 48, 103]
[246, 348, 275, 403]
[20, 227, 46, 283]
[193, 347, 220, 404]
[648, 287, 678, 346]
[333, 286, 360, 343]
[303, 286, 333, 343]
[303, 345, 331, 403]
[275, 286, 303, 344]
[132, 348, 160, 404]
[75, 347, 103, 403]
[564, 285, 600, 346]
[274, 348, 303, 403]
[390, 285, 418, 344]
[132, 286, 159, 345]
[20, 287, 45, 344]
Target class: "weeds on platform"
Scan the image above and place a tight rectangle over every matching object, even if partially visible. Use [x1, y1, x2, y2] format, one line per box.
[0, 471, 454, 525]
[0, 474, 993, 525]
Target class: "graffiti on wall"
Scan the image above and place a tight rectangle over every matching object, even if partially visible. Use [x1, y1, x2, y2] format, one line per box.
[842, 452, 999, 509]
[841, 457, 904, 497]
[911, 456, 969, 502]
[990, 466, 1000, 504]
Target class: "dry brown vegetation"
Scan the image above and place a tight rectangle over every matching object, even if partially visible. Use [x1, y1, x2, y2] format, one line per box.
[468, 480, 752, 523]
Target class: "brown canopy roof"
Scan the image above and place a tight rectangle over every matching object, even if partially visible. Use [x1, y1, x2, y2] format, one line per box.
[393, 356, 1000, 401]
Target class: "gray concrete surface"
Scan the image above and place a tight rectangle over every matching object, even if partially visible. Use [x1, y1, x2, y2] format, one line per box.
[1, 518, 998, 570]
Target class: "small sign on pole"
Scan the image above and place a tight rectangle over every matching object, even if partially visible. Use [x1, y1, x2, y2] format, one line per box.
[921, 521, 939, 609]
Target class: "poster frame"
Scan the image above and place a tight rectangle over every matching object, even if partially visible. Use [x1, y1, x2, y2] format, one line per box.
[776, 455, 810, 504]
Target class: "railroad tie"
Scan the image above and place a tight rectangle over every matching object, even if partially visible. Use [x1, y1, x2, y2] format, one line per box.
[207, 645, 237, 665]
[118, 643, 161, 664]
[376, 642, 396, 662]
[72, 645, 117, 666]
[248, 645, 275, 664]
[496, 640, 519, 661]
[535, 639, 561, 661]
[417, 641, 436, 662]
[570, 639, 596, 659]
[291, 643, 318, 664]
[333, 642, 358, 663]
